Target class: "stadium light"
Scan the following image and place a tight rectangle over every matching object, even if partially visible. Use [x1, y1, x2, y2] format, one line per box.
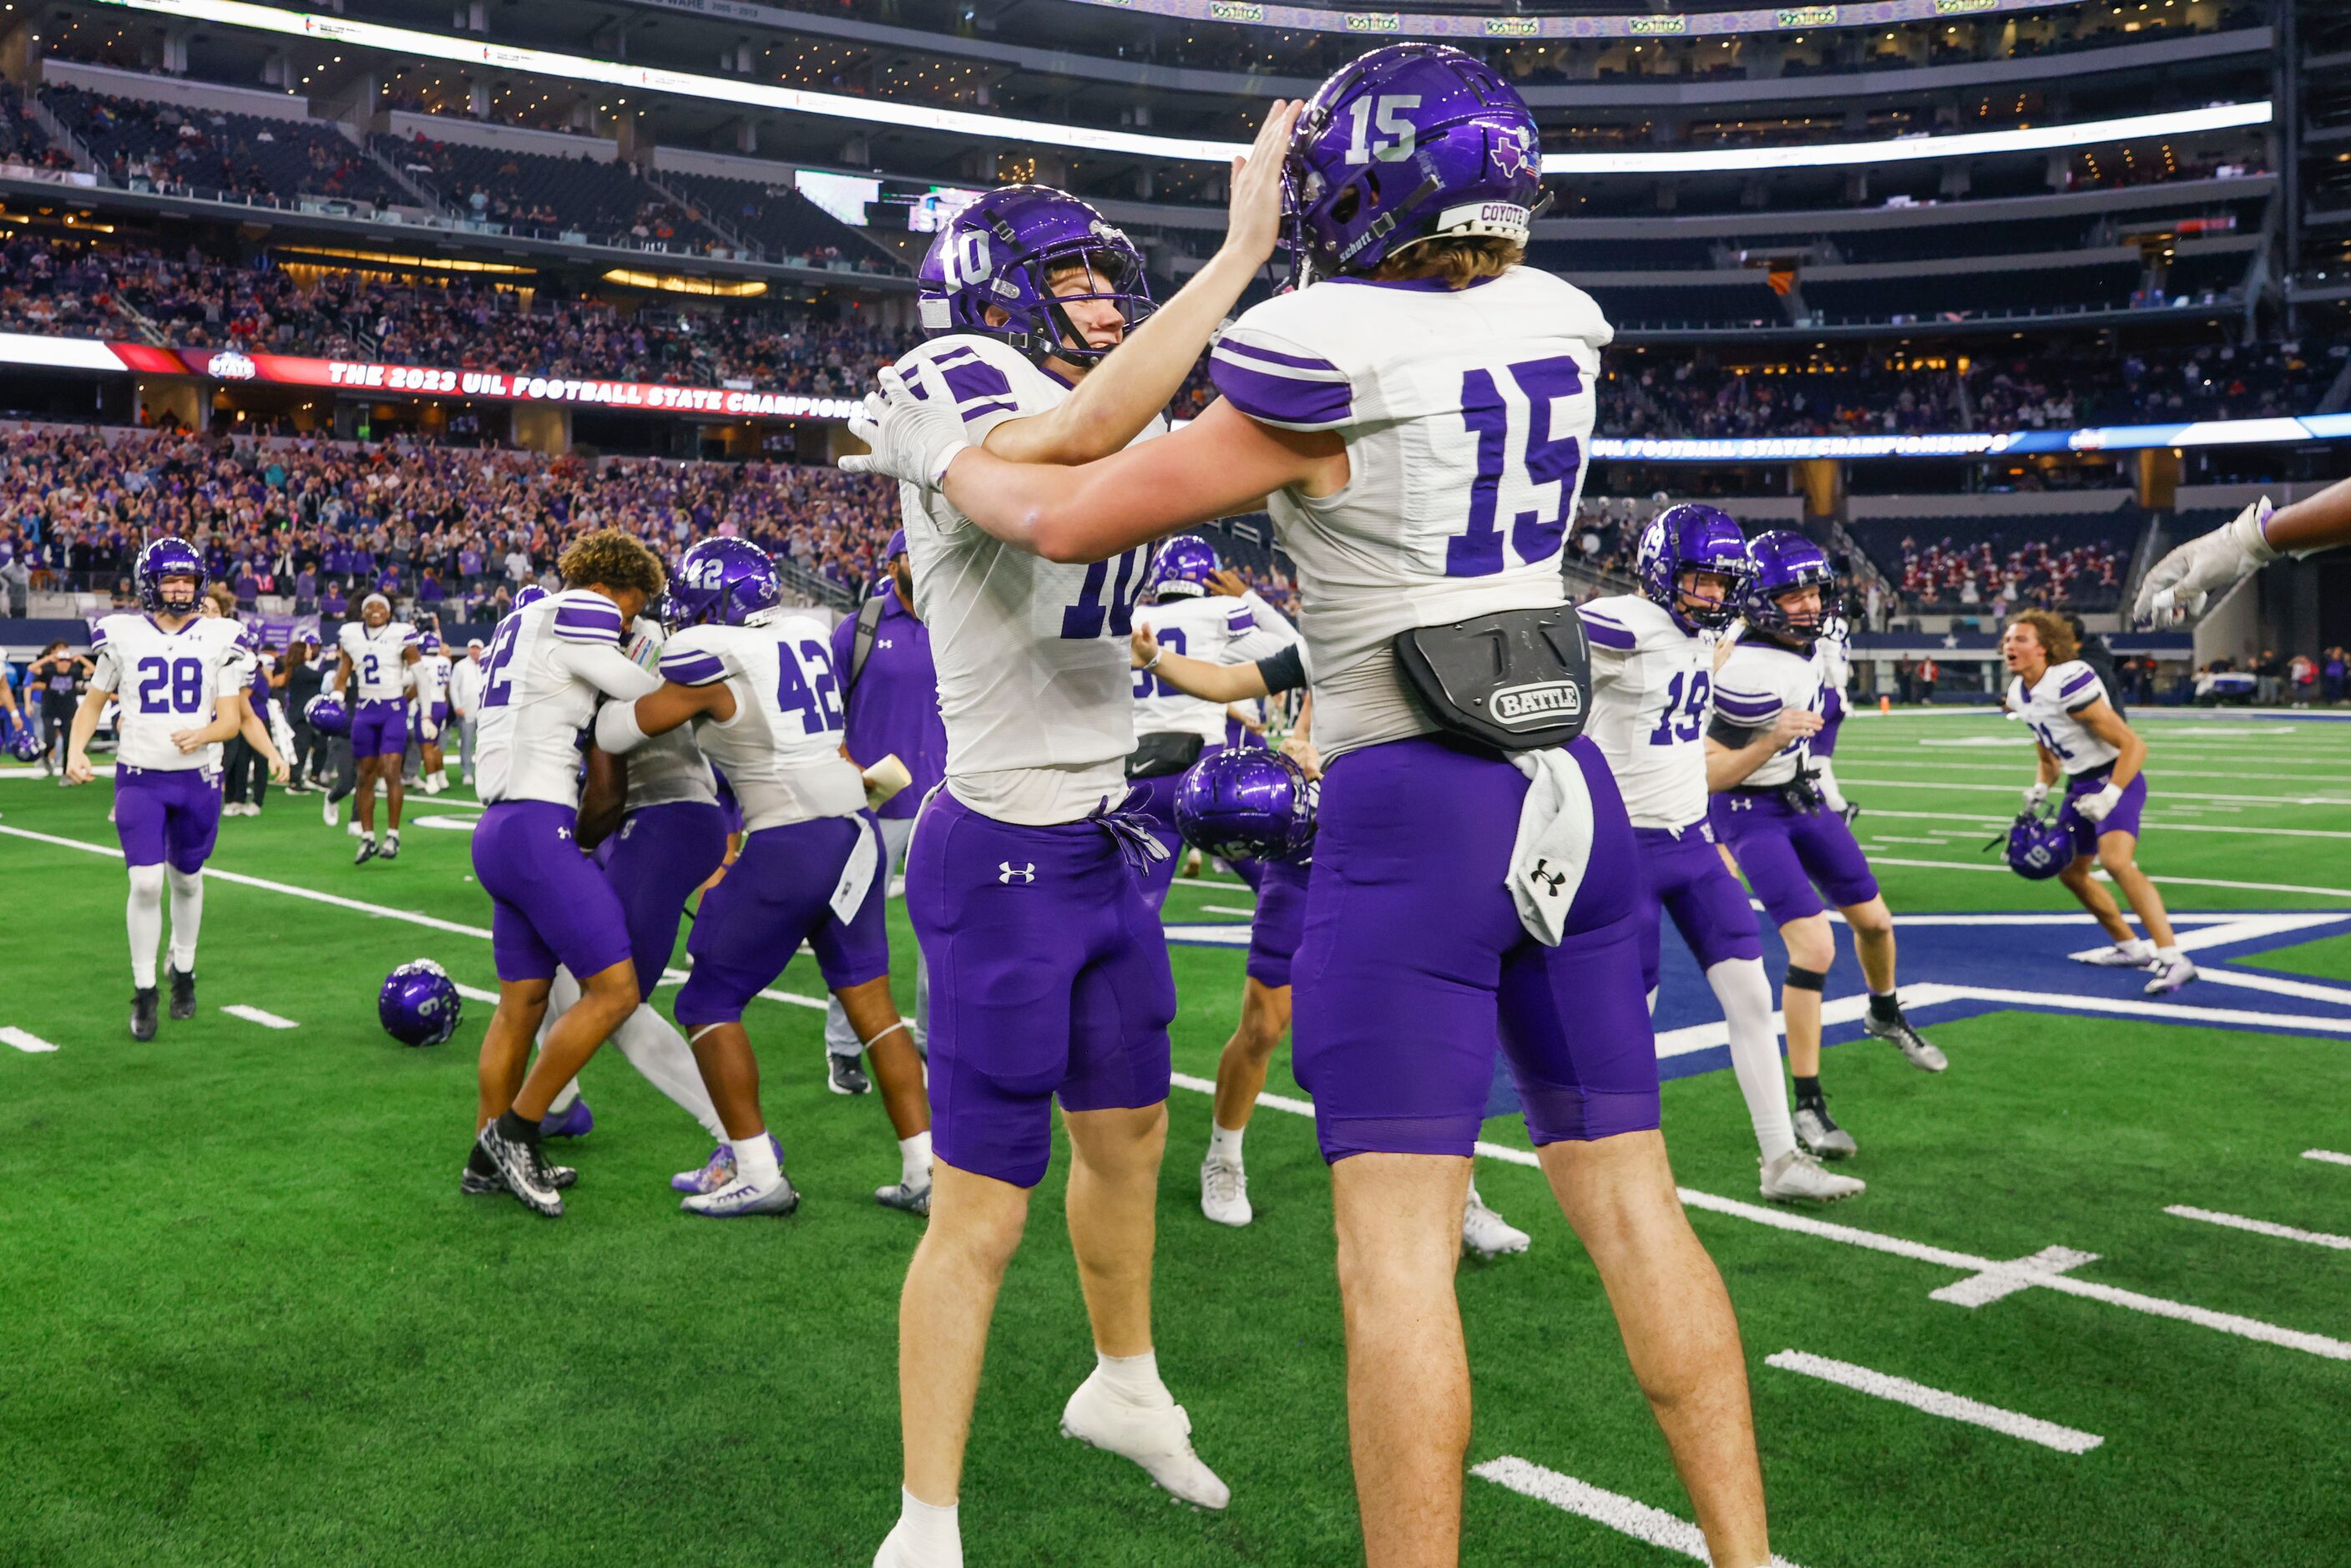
[96, 0, 2270, 175]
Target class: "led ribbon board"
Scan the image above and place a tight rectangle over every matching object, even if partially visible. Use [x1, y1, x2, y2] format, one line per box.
[94, 2, 2268, 175]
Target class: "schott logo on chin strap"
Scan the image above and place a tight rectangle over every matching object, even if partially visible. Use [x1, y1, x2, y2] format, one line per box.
[998, 862, 1036, 884]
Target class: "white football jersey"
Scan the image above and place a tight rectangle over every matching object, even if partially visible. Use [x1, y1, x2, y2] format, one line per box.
[1210, 266, 1609, 759]
[411, 651, 453, 711]
[1711, 640, 1823, 789]
[1813, 625, 1852, 702]
[896, 331, 1166, 825]
[619, 620, 716, 810]
[1131, 589, 1300, 746]
[2006, 660, 2118, 776]
[339, 618, 419, 702]
[88, 613, 248, 771]
[475, 590, 658, 808]
[1577, 594, 1711, 831]
[659, 615, 864, 833]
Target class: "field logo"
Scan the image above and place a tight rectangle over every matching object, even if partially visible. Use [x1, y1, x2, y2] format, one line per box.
[1629, 16, 1689, 35]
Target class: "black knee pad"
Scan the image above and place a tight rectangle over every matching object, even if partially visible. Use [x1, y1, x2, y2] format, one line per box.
[1782, 964, 1828, 994]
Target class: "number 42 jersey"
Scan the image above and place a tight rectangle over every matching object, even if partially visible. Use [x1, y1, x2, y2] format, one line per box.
[1575, 594, 1712, 832]
[658, 615, 866, 833]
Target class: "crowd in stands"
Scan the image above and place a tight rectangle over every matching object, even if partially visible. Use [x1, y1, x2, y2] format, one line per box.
[43, 87, 403, 211]
[1891, 533, 2124, 612]
[0, 84, 70, 173]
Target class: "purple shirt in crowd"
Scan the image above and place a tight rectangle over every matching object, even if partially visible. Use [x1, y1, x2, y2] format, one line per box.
[828, 582, 946, 820]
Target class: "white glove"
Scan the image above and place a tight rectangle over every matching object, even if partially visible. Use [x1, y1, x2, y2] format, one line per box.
[838, 362, 970, 489]
[2075, 781, 2123, 824]
[2135, 497, 2275, 623]
[2023, 781, 2050, 811]
[420, 717, 438, 742]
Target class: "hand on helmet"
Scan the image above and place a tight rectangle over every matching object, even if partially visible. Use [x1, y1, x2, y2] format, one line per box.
[840, 362, 970, 490]
[1222, 101, 1303, 271]
[2023, 781, 2050, 811]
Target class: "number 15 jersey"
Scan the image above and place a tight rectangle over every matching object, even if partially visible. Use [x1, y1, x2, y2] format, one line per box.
[1208, 265, 1610, 761]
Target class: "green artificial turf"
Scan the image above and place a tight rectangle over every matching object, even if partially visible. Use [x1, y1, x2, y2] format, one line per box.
[3, 710, 2348, 1566]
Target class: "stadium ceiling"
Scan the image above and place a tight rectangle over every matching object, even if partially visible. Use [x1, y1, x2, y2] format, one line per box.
[1024, 0, 2086, 43]
[98, 0, 2268, 175]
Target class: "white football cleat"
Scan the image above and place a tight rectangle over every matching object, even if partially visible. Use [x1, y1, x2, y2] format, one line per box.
[1461, 1187, 1530, 1259]
[2077, 943, 2156, 969]
[1199, 1158, 1251, 1228]
[322, 793, 339, 827]
[1059, 1371, 1231, 1510]
[681, 1171, 801, 1217]
[2145, 955, 2199, 995]
[872, 1525, 949, 1568]
[1760, 1148, 1865, 1204]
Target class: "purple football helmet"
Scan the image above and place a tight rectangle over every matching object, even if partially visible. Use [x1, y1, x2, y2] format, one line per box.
[304, 693, 350, 737]
[417, 631, 442, 655]
[135, 537, 206, 615]
[1175, 747, 1317, 864]
[917, 185, 1154, 366]
[6, 717, 37, 762]
[1148, 534, 1219, 599]
[1636, 504, 1750, 633]
[1284, 43, 1547, 290]
[379, 958, 461, 1048]
[513, 584, 549, 613]
[1737, 530, 1836, 648]
[2000, 811, 2074, 881]
[669, 538, 781, 628]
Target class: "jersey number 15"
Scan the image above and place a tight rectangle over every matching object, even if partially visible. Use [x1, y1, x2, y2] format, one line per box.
[1446, 357, 1585, 579]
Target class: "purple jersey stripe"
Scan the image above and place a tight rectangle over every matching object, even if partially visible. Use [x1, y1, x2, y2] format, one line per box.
[958, 398, 1020, 422]
[2058, 670, 2098, 698]
[660, 652, 727, 686]
[1210, 355, 1353, 430]
[1579, 615, 1637, 650]
[553, 606, 623, 642]
[942, 358, 1014, 407]
[1215, 336, 1344, 375]
[1713, 692, 1778, 718]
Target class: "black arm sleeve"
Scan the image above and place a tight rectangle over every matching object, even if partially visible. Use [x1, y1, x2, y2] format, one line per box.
[1254, 644, 1308, 696]
[1707, 715, 1768, 749]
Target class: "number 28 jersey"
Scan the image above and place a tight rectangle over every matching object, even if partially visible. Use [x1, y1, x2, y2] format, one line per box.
[1576, 594, 1711, 831]
[1208, 265, 1610, 760]
[88, 613, 248, 771]
[658, 615, 865, 833]
[892, 332, 1167, 826]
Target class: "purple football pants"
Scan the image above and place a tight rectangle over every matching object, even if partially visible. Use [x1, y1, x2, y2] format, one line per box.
[1707, 787, 1880, 928]
[114, 765, 221, 873]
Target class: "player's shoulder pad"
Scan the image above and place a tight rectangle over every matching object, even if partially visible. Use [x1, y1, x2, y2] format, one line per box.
[549, 589, 625, 645]
[896, 334, 1043, 430]
[658, 624, 736, 686]
[1710, 641, 1787, 721]
[90, 612, 138, 650]
[1576, 594, 1665, 653]
[766, 611, 835, 651]
[395, 621, 420, 645]
[2051, 659, 2104, 707]
[1211, 288, 1360, 432]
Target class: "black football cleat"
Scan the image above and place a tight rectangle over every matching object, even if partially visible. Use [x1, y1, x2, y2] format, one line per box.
[168, 965, 197, 1021]
[827, 1052, 872, 1095]
[354, 835, 379, 866]
[379, 832, 400, 862]
[129, 987, 159, 1042]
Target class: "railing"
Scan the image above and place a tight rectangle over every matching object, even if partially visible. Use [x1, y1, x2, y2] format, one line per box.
[773, 553, 860, 614]
[23, 94, 106, 184]
[361, 141, 453, 217]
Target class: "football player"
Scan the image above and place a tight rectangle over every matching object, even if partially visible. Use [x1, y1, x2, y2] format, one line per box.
[465, 531, 667, 1216]
[1584, 508, 1862, 1203]
[2136, 476, 2351, 623]
[843, 108, 1308, 1566]
[64, 539, 280, 1039]
[331, 593, 421, 863]
[412, 631, 454, 796]
[1706, 533, 1943, 1162]
[594, 538, 934, 1217]
[1808, 593, 1857, 821]
[2000, 609, 2197, 993]
[1126, 630, 1544, 1252]
[845, 48, 1772, 1567]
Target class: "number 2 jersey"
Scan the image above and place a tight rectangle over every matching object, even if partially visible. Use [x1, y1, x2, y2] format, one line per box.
[892, 331, 1167, 826]
[1711, 638, 1825, 789]
[337, 618, 418, 703]
[1131, 589, 1302, 745]
[657, 615, 864, 833]
[2005, 659, 2119, 776]
[1207, 265, 1610, 760]
[1576, 594, 1711, 831]
[475, 589, 658, 808]
[88, 613, 251, 771]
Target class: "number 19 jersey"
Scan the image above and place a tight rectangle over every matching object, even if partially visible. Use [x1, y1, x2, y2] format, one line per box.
[658, 615, 865, 833]
[1209, 265, 1610, 760]
[1576, 594, 1711, 831]
[893, 332, 1167, 825]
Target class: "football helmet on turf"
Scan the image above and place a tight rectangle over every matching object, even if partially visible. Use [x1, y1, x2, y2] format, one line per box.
[1997, 810, 2074, 881]
[379, 959, 462, 1048]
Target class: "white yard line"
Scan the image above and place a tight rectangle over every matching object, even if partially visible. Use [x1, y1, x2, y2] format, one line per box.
[1838, 776, 2351, 807]
[1762, 1349, 2104, 1454]
[220, 1004, 299, 1029]
[1863, 807, 2351, 842]
[1469, 1457, 1807, 1568]
[2165, 1206, 2351, 1252]
[2303, 1150, 2351, 1167]
[0, 1026, 59, 1054]
[1200, 904, 1259, 917]
[1863, 854, 2351, 901]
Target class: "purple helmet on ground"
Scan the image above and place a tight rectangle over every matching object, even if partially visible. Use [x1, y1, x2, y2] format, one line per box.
[918, 185, 1154, 366]
[1175, 748, 1317, 864]
[513, 584, 549, 613]
[1737, 530, 1836, 648]
[305, 693, 349, 736]
[670, 538, 781, 629]
[1284, 43, 1547, 291]
[1636, 504, 1750, 633]
[2000, 811, 2074, 881]
[135, 537, 206, 615]
[6, 717, 36, 762]
[1147, 534, 1219, 599]
[379, 958, 462, 1048]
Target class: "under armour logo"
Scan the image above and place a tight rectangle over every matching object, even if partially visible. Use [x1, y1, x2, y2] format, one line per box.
[1731, 797, 1752, 812]
[998, 862, 1035, 884]
[556, 826, 574, 841]
[1529, 859, 1569, 896]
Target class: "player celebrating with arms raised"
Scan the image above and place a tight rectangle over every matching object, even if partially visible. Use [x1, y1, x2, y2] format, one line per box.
[847, 46, 1771, 1566]
[2001, 609, 2197, 993]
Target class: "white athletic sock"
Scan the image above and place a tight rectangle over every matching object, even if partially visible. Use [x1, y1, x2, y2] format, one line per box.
[2119, 938, 2154, 958]
[610, 1003, 727, 1141]
[1708, 957, 1798, 1165]
[1207, 1121, 1245, 1167]
[126, 863, 164, 989]
[1094, 1348, 1170, 1405]
[2156, 944, 2183, 964]
[889, 1489, 963, 1568]
[899, 1130, 933, 1189]
[165, 867, 204, 974]
[732, 1130, 780, 1185]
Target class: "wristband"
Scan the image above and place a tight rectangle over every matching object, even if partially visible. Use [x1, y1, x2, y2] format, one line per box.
[929, 438, 971, 491]
[1143, 647, 1165, 672]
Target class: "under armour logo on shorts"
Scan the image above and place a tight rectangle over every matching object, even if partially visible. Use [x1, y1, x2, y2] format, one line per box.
[998, 862, 1035, 884]
[557, 826, 574, 840]
[1529, 859, 1569, 896]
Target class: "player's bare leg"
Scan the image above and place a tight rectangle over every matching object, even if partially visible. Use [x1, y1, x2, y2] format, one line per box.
[1543, 1131, 1771, 1568]
[1331, 1151, 1474, 1566]
[468, 973, 577, 1214]
[509, 959, 640, 1120]
[894, 1161, 1030, 1513]
[2058, 854, 2139, 944]
[1843, 894, 1945, 1070]
[352, 755, 378, 837]
[476, 976, 554, 1130]
[2097, 832, 2196, 992]
[834, 975, 934, 1211]
[1203, 978, 1291, 1227]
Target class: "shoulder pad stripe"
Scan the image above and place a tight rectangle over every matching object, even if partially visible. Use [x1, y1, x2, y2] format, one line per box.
[660, 650, 727, 686]
[2058, 670, 2098, 697]
[1215, 336, 1343, 376]
[1209, 355, 1352, 430]
[1712, 692, 1779, 717]
[1580, 617, 1638, 650]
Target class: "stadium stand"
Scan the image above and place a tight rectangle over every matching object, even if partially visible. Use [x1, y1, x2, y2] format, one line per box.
[43, 86, 404, 210]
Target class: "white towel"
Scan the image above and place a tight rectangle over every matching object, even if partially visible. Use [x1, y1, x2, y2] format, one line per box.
[829, 813, 882, 924]
[1506, 748, 1595, 947]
